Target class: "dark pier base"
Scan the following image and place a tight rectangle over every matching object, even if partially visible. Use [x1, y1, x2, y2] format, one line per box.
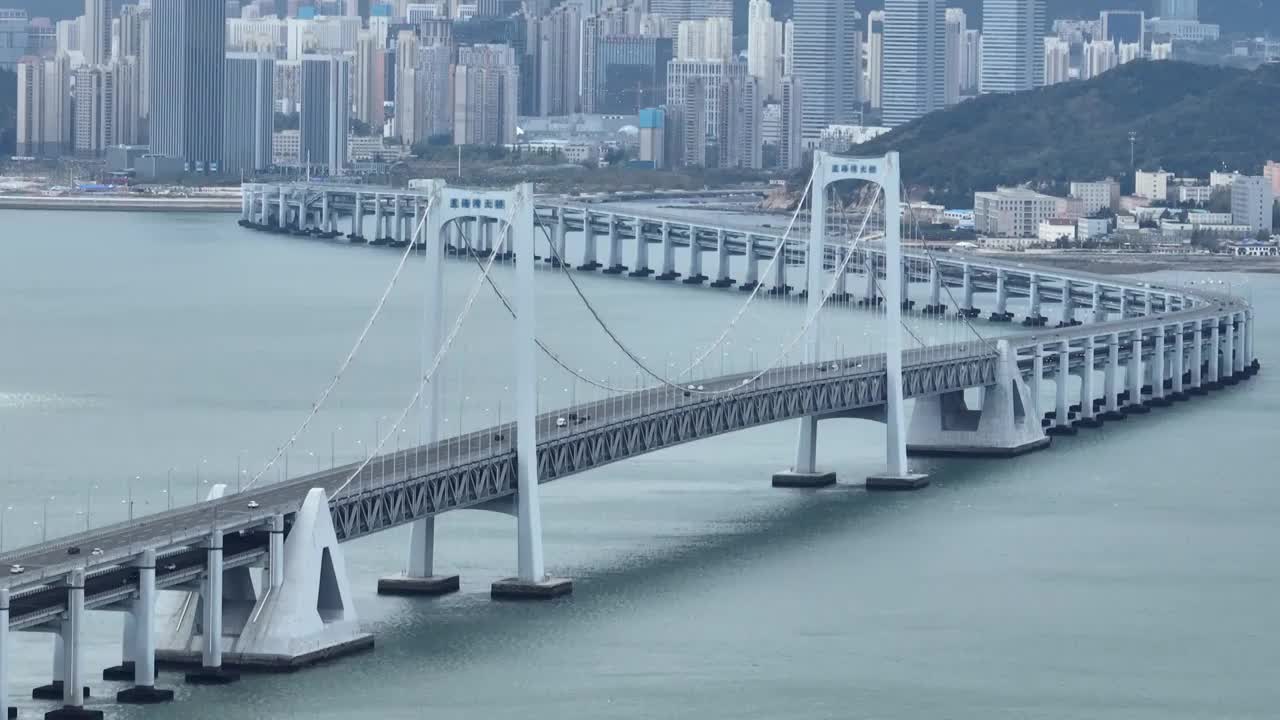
[709, 277, 736, 288]
[1021, 314, 1048, 327]
[601, 264, 627, 275]
[43, 707, 102, 720]
[576, 261, 602, 271]
[682, 274, 709, 285]
[377, 574, 461, 596]
[184, 667, 240, 685]
[866, 473, 931, 491]
[921, 304, 948, 315]
[627, 267, 653, 278]
[655, 271, 682, 281]
[1122, 404, 1151, 415]
[1144, 396, 1173, 408]
[771, 471, 836, 488]
[739, 281, 760, 292]
[988, 311, 1014, 323]
[1045, 424, 1078, 436]
[33, 684, 89, 701]
[115, 686, 175, 705]
[957, 307, 982, 318]
[491, 577, 573, 600]
[1099, 410, 1127, 421]
[102, 662, 135, 681]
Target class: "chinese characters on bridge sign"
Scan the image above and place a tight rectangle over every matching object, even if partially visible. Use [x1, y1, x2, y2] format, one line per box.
[833, 163, 879, 176]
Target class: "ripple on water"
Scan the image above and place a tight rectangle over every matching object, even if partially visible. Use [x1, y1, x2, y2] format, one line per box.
[0, 390, 97, 410]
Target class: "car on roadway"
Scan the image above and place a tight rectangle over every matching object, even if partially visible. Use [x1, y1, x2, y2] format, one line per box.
[246, 500, 260, 509]
[9, 564, 24, 575]
[91, 548, 103, 556]
[555, 417, 568, 428]
[67, 546, 81, 555]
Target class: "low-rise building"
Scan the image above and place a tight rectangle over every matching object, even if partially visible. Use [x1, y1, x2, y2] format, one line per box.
[1038, 218, 1077, 244]
[1186, 210, 1235, 226]
[1210, 170, 1240, 189]
[1177, 185, 1213, 205]
[1223, 240, 1279, 256]
[978, 236, 1040, 250]
[1077, 216, 1110, 240]
[1232, 175, 1274, 234]
[974, 187, 1058, 238]
[1056, 196, 1086, 220]
[1069, 178, 1120, 214]
[1134, 169, 1173, 201]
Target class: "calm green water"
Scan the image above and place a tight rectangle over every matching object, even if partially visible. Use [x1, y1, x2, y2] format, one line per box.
[1, 209, 1277, 719]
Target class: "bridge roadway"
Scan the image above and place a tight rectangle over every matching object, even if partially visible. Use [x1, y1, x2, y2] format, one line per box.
[0, 279, 1248, 627]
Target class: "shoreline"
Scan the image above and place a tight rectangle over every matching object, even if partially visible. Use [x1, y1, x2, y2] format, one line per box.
[0, 194, 241, 213]
[985, 251, 1280, 275]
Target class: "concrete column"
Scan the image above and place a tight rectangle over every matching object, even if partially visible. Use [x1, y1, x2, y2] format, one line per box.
[60, 568, 86, 711]
[321, 192, 331, 232]
[1218, 315, 1228, 381]
[185, 531, 237, 684]
[1172, 324, 1186, 399]
[686, 230, 704, 283]
[372, 195, 383, 240]
[862, 254, 877, 302]
[770, 245, 787, 293]
[1244, 310, 1255, 368]
[1208, 321, 1221, 387]
[961, 264, 974, 311]
[1103, 333, 1122, 418]
[0, 589, 8, 720]
[1080, 339, 1097, 425]
[924, 265, 943, 313]
[658, 222, 678, 279]
[1233, 313, 1246, 374]
[352, 192, 363, 239]
[713, 229, 731, 285]
[1127, 334, 1147, 412]
[1143, 291, 1152, 316]
[1119, 290, 1129, 319]
[1091, 283, 1105, 321]
[1050, 346, 1072, 434]
[1150, 329, 1167, 405]
[1028, 274, 1042, 319]
[743, 235, 760, 289]
[578, 212, 598, 270]
[629, 220, 650, 276]
[117, 549, 173, 703]
[991, 270, 1009, 320]
[554, 217, 568, 265]
[605, 214, 622, 270]
[1031, 345, 1044, 420]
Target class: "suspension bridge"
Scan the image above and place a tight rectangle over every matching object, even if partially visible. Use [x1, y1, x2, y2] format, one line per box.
[0, 152, 1260, 720]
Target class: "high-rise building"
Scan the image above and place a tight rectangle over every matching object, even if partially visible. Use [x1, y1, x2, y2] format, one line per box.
[882, 0, 944, 128]
[354, 29, 386, 130]
[718, 74, 762, 169]
[151, 0, 226, 173]
[944, 8, 966, 105]
[1069, 179, 1120, 215]
[792, 0, 859, 144]
[534, 3, 581, 115]
[676, 17, 733, 61]
[961, 29, 981, 92]
[582, 6, 644, 113]
[638, 107, 665, 169]
[453, 44, 518, 146]
[666, 57, 748, 166]
[1231, 176, 1274, 234]
[74, 64, 114, 154]
[1118, 41, 1141, 64]
[0, 10, 29, 70]
[865, 11, 883, 110]
[16, 55, 71, 156]
[299, 53, 350, 173]
[83, 0, 109, 65]
[1081, 38, 1117, 79]
[647, 0, 733, 22]
[55, 18, 79, 58]
[1043, 36, 1069, 85]
[224, 52, 274, 174]
[747, 0, 783, 100]
[406, 42, 453, 143]
[980, 0, 1044, 94]
[778, 74, 802, 169]
[111, 55, 141, 145]
[594, 35, 674, 114]
[1156, 0, 1196, 21]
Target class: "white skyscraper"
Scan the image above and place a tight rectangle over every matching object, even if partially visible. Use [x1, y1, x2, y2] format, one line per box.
[1232, 176, 1274, 234]
[676, 17, 733, 62]
[792, 0, 860, 144]
[1043, 36, 1070, 85]
[1081, 38, 1117, 80]
[747, 0, 784, 100]
[299, 53, 350, 174]
[1157, 0, 1197, 20]
[944, 8, 966, 105]
[882, 0, 945, 128]
[866, 10, 883, 110]
[980, 0, 1045, 93]
[1118, 41, 1142, 64]
[82, 0, 109, 65]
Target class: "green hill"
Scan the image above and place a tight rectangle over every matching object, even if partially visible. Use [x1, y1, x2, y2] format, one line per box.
[857, 61, 1280, 208]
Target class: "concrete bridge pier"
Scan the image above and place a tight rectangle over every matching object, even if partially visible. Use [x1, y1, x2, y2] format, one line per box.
[859, 255, 879, 306]
[684, 230, 707, 284]
[656, 222, 681, 281]
[768, 247, 788, 294]
[628, 220, 652, 277]
[577, 213, 600, 271]
[710, 230, 735, 288]
[320, 192, 331, 234]
[30, 629, 82, 701]
[1091, 283, 1106, 322]
[116, 549, 173, 704]
[277, 187, 287, 229]
[1101, 333, 1125, 420]
[1222, 315, 1237, 384]
[958, 264, 979, 317]
[182, 531, 238, 685]
[351, 192, 364, 240]
[922, 265, 946, 314]
[1124, 335, 1149, 414]
[1206, 322, 1221, 390]
[989, 270, 1012, 322]
[603, 215, 625, 273]
[546, 216, 568, 266]
[1077, 340, 1101, 427]
[1146, 331, 1170, 407]
[101, 612, 136, 680]
[906, 339, 1048, 457]
[830, 255, 851, 302]
[740, 236, 760, 292]
[1022, 274, 1047, 326]
[1061, 287, 1078, 326]
[1030, 346, 1044, 420]
[43, 569, 98, 720]
[372, 195, 383, 242]
[1170, 325, 1188, 400]
[1046, 346, 1076, 435]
